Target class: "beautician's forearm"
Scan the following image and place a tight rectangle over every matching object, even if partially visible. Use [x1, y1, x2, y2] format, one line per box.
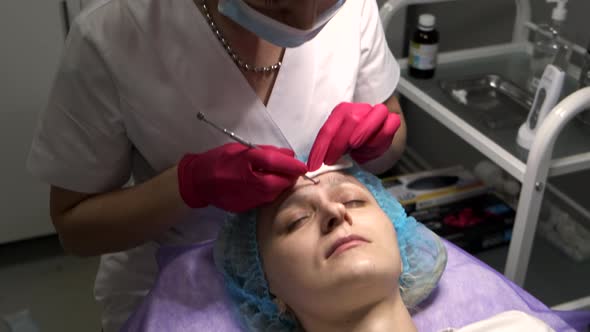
[51, 166, 191, 256]
[362, 95, 407, 174]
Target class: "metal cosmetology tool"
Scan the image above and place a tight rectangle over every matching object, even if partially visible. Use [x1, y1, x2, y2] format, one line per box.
[196, 112, 319, 184]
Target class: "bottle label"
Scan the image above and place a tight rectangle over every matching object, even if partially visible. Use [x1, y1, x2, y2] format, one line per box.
[409, 42, 438, 70]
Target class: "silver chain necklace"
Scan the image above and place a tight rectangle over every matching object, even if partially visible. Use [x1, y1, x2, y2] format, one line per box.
[200, 0, 282, 73]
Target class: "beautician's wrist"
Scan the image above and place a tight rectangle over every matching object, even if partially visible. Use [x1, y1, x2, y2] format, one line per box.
[176, 155, 208, 209]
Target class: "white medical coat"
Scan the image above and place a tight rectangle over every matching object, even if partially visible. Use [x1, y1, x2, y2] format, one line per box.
[27, 0, 400, 330]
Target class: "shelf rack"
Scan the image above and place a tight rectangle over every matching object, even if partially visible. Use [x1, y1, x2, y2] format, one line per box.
[379, 0, 590, 287]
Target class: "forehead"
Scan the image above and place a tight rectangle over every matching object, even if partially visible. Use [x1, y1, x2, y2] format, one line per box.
[290, 171, 363, 197]
[258, 171, 365, 216]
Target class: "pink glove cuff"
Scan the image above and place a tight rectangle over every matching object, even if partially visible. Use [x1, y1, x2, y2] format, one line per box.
[178, 154, 207, 209]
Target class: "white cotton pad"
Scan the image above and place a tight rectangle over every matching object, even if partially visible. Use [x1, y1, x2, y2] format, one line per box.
[452, 89, 468, 105]
[305, 156, 354, 178]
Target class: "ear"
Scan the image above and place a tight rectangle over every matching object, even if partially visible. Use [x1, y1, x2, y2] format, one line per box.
[273, 297, 289, 315]
[272, 296, 298, 322]
[264, 270, 277, 296]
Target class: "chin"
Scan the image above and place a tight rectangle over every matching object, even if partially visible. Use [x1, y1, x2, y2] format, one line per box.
[320, 259, 398, 313]
[331, 253, 396, 289]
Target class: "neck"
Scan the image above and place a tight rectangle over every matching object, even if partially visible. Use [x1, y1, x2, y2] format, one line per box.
[203, 0, 283, 54]
[300, 293, 417, 332]
[204, 0, 258, 41]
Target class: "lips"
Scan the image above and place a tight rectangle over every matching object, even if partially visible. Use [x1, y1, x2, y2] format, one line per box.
[326, 235, 369, 258]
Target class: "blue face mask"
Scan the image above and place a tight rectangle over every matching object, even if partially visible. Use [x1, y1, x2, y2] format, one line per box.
[218, 0, 345, 48]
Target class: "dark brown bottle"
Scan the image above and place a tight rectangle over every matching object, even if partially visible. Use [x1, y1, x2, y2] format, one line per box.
[408, 14, 439, 79]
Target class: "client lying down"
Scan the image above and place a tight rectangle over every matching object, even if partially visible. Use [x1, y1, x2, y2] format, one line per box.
[214, 162, 555, 332]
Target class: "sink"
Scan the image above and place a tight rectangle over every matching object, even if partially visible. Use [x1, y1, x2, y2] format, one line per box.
[439, 74, 534, 129]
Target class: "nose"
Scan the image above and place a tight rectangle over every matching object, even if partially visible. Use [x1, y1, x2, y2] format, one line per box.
[320, 202, 352, 234]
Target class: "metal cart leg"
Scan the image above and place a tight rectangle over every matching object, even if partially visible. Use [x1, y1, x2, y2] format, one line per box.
[504, 163, 549, 286]
[504, 87, 590, 286]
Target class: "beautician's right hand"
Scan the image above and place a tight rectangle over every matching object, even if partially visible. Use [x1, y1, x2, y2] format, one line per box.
[177, 143, 307, 212]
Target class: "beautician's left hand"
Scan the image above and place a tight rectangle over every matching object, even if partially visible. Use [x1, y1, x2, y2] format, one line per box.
[307, 102, 401, 171]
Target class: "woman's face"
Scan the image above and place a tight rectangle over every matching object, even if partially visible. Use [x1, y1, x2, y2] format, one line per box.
[257, 171, 402, 319]
[242, 0, 341, 30]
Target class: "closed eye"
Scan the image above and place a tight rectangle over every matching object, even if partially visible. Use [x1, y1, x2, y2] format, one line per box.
[287, 215, 309, 233]
[343, 200, 365, 208]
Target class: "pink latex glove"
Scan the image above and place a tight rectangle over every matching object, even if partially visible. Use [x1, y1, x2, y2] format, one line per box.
[307, 102, 401, 171]
[178, 143, 307, 212]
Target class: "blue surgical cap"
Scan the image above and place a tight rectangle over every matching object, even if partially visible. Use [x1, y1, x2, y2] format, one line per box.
[214, 163, 447, 331]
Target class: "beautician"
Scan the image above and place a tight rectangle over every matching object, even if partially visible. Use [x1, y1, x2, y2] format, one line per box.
[27, 0, 405, 330]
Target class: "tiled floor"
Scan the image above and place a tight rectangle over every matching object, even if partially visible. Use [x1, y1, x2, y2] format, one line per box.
[0, 236, 100, 331]
[1, 231, 589, 332]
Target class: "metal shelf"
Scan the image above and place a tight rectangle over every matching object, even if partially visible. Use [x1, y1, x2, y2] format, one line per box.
[396, 44, 590, 286]
[397, 45, 590, 183]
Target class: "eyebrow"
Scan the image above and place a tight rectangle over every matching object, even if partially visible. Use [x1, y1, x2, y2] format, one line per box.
[293, 173, 354, 194]
[325, 173, 353, 187]
[277, 173, 357, 209]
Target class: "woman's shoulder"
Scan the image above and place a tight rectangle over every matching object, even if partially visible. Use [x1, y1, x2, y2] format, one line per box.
[73, 0, 125, 33]
[68, 0, 211, 70]
[72, 0, 198, 45]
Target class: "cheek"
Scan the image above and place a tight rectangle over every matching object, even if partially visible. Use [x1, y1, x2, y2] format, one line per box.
[261, 235, 318, 296]
[381, 220, 403, 275]
[383, 221, 399, 255]
[380, 219, 400, 259]
[355, 210, 401, 271]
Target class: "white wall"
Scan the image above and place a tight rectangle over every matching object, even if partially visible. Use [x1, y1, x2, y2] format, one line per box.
[0, 0, 67, 243]
[377, 0, 408, 58]
[406, 0, 515, 53]
[394, 0, 589, 55]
